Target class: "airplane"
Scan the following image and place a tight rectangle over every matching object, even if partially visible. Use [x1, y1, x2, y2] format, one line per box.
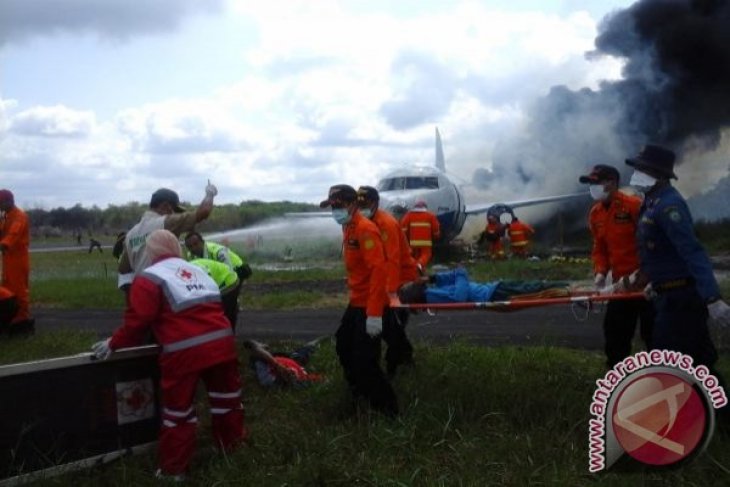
[290, 127, 587, 244]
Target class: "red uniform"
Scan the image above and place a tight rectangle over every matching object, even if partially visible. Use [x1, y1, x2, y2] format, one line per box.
[109, 255, 246, 476]
[588, 191, 642, 279]
[0, 206, 30, 324]
[400, 208, 441, 267]
[507, 220, 534, 258]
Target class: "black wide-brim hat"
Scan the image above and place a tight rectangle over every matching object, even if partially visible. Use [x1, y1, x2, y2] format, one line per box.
[626, 144, 678, 180]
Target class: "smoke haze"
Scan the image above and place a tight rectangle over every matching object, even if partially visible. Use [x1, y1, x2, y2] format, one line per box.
[473, 0, 730, 217]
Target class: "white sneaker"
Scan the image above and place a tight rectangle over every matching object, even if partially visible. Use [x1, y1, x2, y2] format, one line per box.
[155, 468, 186, 482]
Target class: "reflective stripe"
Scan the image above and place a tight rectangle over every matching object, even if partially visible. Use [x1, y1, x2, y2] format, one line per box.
[163, 406, 194, 418]
[162, 328, 233, 353]
[409, 222, 431, 228]
[409, 239, 433, 247]
[163, 420, 177, 428]
[210, 408, 231, 415]
[510, 231, 525, 236]
[209, 389, 241, 399]
[187, 417, 198, 424]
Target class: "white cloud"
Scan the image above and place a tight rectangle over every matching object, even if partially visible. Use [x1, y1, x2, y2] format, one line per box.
[1, 0, 640, 211]
[10, 105, 96, 137]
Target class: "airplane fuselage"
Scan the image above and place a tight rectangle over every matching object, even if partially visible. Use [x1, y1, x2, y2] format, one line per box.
[377, 166, 467, 244]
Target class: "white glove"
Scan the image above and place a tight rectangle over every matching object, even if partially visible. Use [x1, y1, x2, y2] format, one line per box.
[643, 283, 656, 300]
[91, 338, 113, 360]
[365, 317, 382, 337]
[594, 273, 606, 290]
[205, 179, 218, 198]
[708, 300, 730, 328]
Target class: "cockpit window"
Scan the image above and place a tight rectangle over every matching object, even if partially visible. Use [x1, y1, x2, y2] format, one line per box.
[377, 177, 439, 191]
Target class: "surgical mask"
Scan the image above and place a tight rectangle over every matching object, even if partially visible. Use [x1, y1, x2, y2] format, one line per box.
[629, 171, 657, 192]
[589, 184, 609, 201]
[332, 208, 351, 225]
[359, 207, 373, 219]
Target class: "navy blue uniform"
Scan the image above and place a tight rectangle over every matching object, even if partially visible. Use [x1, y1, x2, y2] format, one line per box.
[637, 184, 721, 367]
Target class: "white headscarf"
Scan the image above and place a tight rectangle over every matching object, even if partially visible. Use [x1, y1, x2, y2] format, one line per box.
[144, 229, 182, 264]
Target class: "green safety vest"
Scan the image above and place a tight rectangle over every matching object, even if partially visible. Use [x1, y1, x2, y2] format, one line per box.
[189, 258, 239, 294]
[186, 241, 245, 269]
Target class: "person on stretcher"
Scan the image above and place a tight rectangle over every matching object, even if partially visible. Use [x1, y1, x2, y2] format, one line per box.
[397, 267, 570, 304]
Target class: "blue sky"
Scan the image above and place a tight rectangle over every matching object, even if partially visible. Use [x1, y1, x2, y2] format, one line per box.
[1, 0, 645, 209]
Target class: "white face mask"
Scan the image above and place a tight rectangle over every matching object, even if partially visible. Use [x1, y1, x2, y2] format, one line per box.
[629, 170, 657, 192]
[589, 184, 609, 201]
[359, 207, 373, 219]
[332, 208, 351, 225]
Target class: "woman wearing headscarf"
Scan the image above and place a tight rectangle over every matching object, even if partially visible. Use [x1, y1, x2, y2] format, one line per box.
[92, 229, 246, 480]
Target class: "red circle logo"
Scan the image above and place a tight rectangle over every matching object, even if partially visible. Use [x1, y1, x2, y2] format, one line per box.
[612, 372, 707, 466]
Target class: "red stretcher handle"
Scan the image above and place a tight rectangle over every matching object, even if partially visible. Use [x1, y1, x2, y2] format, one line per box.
[390, 291, 646, 311]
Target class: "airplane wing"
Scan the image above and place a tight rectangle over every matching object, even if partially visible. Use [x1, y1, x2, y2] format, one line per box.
[464, 192, 588, 216]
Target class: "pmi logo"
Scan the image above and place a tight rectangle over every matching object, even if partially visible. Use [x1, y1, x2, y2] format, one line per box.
[588, 350, 726, 472]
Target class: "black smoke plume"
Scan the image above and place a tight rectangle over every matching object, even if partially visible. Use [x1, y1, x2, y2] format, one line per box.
[474, 0, 730, 205]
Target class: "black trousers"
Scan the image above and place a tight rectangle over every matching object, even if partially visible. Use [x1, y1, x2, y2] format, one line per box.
[335, 306, 398, 416]
[382, 307, 414, 375]
[603, 298, 654, 368]
[222, 285, 240, 332]
[652, 287, 718, 368]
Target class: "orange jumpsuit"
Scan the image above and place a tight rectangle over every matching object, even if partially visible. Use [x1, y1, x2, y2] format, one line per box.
[484, 221, 505, 259]
[507, 220, 534, 258]
[337, 210, 397, 415]
[588, 191, 642, 279]
[588, 190, 652, 368]
[400, 209, 441, 267]
[1, 206, 30, 323]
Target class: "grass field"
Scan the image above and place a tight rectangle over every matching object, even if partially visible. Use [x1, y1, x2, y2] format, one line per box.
[8, 249, 730, 485]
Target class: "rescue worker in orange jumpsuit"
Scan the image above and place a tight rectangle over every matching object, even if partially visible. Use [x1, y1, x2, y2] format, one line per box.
[357, 186, 419, 378]
[507, 215, 534, 258]
[400, 200, 441, 268]
[579, 164, 653, 368]
[91, 229, 246, 481]
[320, 184, 398, 416]
[484, 214, 506, 260]
[0, 189, 34, 335]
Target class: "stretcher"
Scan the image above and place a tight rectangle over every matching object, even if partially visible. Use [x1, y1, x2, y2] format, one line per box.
[390, 290, 646, 312]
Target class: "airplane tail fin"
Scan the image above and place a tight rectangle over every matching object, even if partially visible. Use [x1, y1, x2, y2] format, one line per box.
[435, 127, 445, 172]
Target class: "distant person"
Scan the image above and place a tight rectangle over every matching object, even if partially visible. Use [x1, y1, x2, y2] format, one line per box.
[0, 189, 34, 335]
[76, 232, 82, 246]
[397, 267, 570, 305]
[507, 215, 534, 258]
[117, 181, 218, 290]
[481, 214, 506, 260]
[91, 229, 246, 481]
[320, 184, 398, 417]
[112, 232, 126, 261]
[357, 185, 419, 377]
[243, 339, 324, 387]
[88, 237, 103, 254]
[626, 144, 730, 372]
[400, 199, 441, 268]
[189, 257, 240, 330]
[579, 164, 653, 368]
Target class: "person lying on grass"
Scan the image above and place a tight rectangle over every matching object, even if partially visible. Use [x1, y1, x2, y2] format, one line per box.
[397, 267, 571, 304]
[243, 339, 325, 387]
